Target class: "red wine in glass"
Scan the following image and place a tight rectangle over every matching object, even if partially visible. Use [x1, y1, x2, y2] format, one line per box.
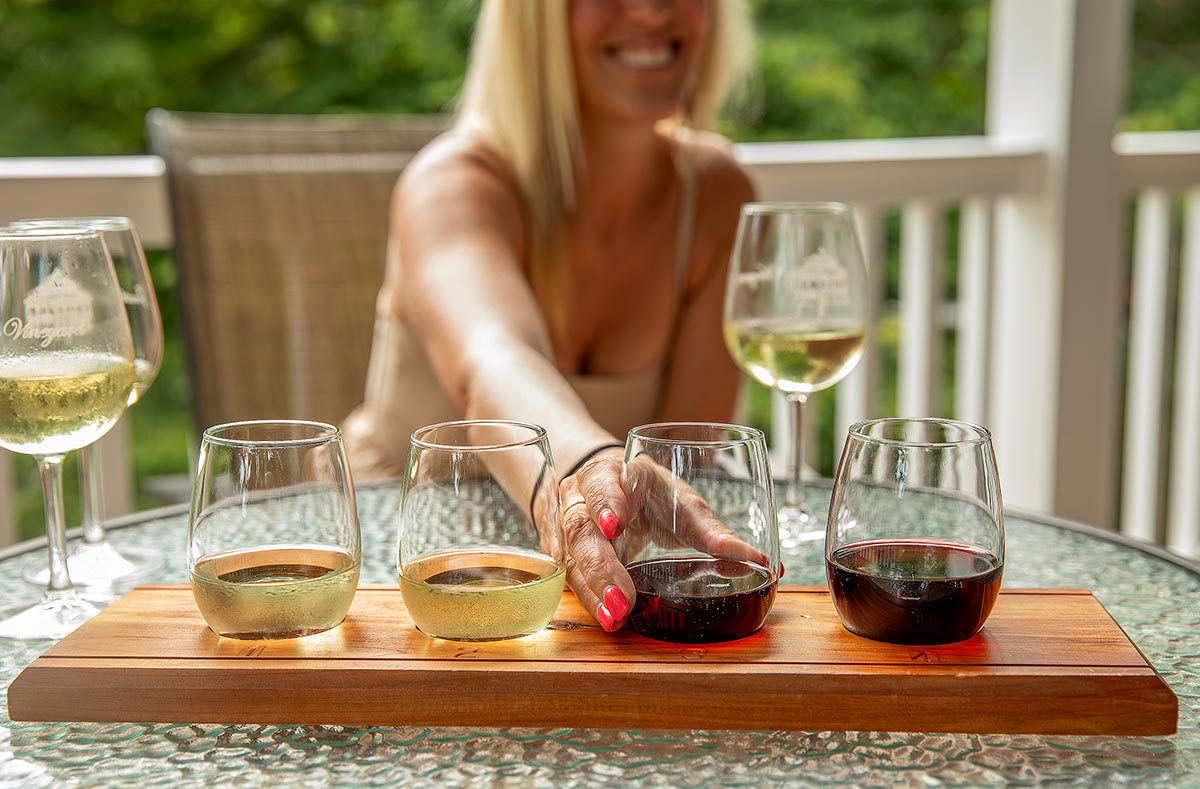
[625, 556, 777, 643]
[827, 539, 1002, 645]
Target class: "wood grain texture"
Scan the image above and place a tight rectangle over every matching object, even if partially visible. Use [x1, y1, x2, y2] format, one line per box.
[7, 586, 1178, 734]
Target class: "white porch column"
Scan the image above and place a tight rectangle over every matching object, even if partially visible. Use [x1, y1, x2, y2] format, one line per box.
[987, 0, 1131, 529]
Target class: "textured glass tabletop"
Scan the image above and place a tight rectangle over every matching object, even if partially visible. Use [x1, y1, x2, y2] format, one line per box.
[0, 482, 1196, 788]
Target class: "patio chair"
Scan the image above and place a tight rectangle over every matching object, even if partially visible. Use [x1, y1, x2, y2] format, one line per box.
[146, 109, 449, 433]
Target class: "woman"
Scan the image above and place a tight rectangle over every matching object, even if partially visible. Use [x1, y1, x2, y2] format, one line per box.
[343, 0, 756, 631]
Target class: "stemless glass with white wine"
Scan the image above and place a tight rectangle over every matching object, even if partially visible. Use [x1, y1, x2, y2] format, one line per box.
[9, 217, 165, 590]
[724, 203, 869, 546]
[398, 420, 564, 641]
[187, 420, 360, 640]
[0, 228, 135, 639]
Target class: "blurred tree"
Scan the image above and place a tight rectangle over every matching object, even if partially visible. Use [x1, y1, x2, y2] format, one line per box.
[2, 0, 1194, 157]
[0, 0, 477, 156]
[740, 0, 989, 141]
[1126, 0, 1200, 131]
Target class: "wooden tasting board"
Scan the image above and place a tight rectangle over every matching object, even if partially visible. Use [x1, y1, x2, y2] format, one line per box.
[6, 585, 1178, 735]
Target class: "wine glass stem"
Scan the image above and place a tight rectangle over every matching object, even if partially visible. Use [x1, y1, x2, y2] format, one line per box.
[36, 454, 75, 596]
[79, 438, 108, 544]
[79, 440, 107, 546]
[786, 393, 808, 509]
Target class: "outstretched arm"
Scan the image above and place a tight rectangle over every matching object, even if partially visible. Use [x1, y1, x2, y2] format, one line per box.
[384, 138, 634, 626]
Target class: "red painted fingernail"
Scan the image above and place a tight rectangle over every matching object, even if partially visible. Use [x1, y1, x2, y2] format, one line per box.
[596, 603, 617, 632]
[603, 586, 629, 620]
[779, 562, 786, 578]
[599, 510, 619, 539]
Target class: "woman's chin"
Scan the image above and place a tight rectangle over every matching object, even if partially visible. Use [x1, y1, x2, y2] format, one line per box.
[580, 98, 687, 129]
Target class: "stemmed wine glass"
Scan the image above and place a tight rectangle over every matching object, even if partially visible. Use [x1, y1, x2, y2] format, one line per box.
[8, 217, 165, 590]
[723, 202, 869, 546]
[0, 228, 136, 639]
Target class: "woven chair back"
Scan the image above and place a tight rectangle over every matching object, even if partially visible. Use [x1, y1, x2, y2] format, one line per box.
[146, 109, 448, 433]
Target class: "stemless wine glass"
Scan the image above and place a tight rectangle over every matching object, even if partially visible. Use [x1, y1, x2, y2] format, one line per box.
[724, 202, 869, 545]
[187, 420, 360, 640]
[0, 228, 135, 639]
[826, 418, 1004, 645]
[9, 217, 165, 589]
[398, 420, 564, 642]
[612, 423, 779, 644]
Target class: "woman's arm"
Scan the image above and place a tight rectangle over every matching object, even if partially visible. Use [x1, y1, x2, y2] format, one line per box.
[385, 136, 636, 626]
[390, 139, 612, 451]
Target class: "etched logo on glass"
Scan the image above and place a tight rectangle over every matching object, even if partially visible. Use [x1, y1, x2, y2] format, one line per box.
[785, 247, 851, 320]
[122, 283, 151, 309]
[2, 269, 94, 348]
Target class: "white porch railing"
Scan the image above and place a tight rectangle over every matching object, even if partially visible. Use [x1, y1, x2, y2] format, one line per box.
[2, 129, 1198, 558]
[1117, 132, 1200, 557]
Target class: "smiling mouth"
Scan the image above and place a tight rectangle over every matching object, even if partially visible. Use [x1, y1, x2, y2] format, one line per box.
[610, 41, 681, 71]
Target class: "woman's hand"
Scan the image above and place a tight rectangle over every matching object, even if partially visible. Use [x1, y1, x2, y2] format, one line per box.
[555, 448, 770, 633]
[556, 447, 634, 632]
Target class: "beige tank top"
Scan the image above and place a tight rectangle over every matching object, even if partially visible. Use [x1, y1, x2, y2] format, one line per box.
[345, 144, 697, 478]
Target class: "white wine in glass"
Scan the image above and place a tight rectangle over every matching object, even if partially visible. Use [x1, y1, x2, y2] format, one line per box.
[0, 228, 135, 639]
[9, 217, 165, 590]
[399, 548, 566, 642]
[190, 545, 360, 640]
[723, 203, 869, 546]
[398, 420, 565, 642]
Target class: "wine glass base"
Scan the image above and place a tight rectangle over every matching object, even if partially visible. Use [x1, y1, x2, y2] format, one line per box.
[777, 506, 825, 548]
[22, 542, 165, 590]
[0, 594, 101, 640]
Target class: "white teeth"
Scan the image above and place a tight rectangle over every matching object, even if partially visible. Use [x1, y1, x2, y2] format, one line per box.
[614, 47, 674, 70]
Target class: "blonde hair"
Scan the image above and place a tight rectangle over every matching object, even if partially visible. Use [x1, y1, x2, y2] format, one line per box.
[458, 0, 754, 323]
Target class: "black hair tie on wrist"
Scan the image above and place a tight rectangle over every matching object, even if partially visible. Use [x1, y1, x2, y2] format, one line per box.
[562, 442, 625, 482]
[528, 442, 623, 518]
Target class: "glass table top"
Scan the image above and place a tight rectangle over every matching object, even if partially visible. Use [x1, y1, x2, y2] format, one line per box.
[0, 482, 1196, 788]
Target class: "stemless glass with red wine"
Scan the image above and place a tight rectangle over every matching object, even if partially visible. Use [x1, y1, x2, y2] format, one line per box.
[826, 418, 1004, 645]
[613, 423, 780, 644]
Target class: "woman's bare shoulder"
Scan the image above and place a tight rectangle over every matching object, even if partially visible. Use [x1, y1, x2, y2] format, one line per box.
[677, 129, 755, 209]
[389, 127, 527, 265]
[395, 127, 521, 208]
[673, 129, 755, 294]
[384, 127, 530, 318]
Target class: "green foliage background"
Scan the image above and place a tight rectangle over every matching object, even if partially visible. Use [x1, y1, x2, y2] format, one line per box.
[1, 0, 1196, 538]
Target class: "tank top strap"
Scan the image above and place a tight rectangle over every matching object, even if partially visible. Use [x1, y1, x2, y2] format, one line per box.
[671, 136, 698, 298]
